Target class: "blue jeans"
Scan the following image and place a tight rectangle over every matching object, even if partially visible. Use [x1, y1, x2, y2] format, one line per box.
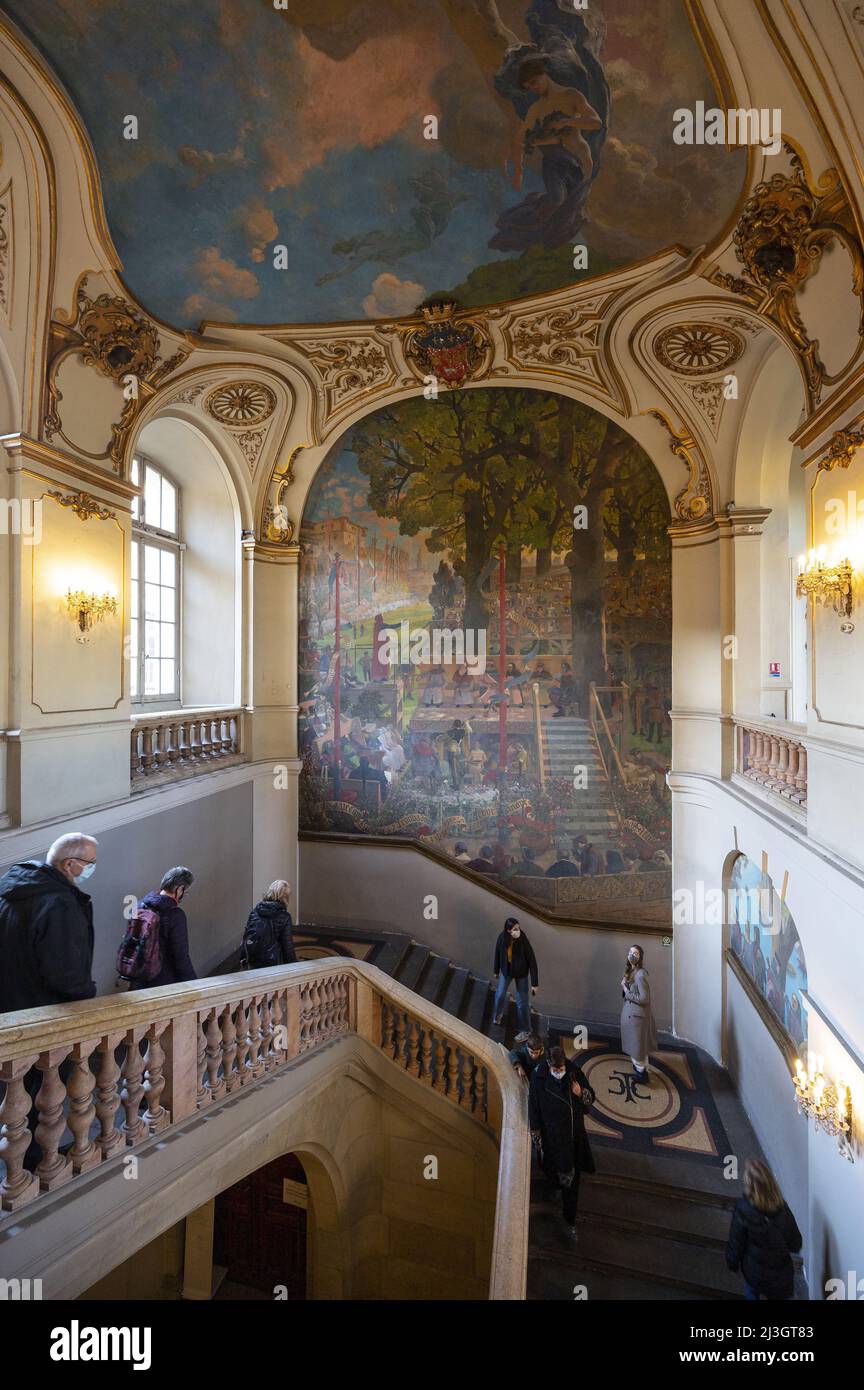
[494, 974, 531, 1031]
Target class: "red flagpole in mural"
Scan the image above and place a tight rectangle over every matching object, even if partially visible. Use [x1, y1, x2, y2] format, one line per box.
[498, 543, 507, 794]
[332, 555, 341, 800]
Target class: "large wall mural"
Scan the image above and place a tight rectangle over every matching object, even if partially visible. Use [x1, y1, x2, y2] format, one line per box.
[728, 854, 808, 1048]
[2, 0, 745, 326]
[298, 386, 672, 925]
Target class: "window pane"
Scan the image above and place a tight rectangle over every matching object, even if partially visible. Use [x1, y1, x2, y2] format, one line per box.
[130, 618, 138, 698]
[145, 621, 160, 658]
[130, 578, 139, 619]
[161, 478, 177, 534]
[144, 545, 160, 582]
[131, 543, 138, 580]
[160, 659, 175, 695]
[160, 550, 176, 586]
[161, 586, 175, 622]
[144, 658, 159, 695]
[144, 583, 160, 620]
[131, 459, 140, 520]
[160, 624, 175, 659]
[145, 466, 162, 527]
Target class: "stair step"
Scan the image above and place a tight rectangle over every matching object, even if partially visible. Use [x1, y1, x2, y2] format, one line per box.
[461, 976, 490, 1033]
[416, 952, 451, 1007]
[373, 934, 414, 977]
[580, 1184, 732, 1247]
[527, 1247, 723, 1301]
[396, 942, 431, 993]
[439, 965, 471, 1018]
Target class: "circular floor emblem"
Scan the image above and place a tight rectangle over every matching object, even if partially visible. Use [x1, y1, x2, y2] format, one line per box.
[582, 1052, 681, 1129]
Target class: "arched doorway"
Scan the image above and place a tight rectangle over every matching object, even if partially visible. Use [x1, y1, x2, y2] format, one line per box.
[214, 1152, 309, 1300]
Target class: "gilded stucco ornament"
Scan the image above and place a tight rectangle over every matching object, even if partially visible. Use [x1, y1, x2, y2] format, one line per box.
[260, 442, 307, 544]
[44, 275, 190, 471]
[814, 426, 864, 474]
[204, 380, 276, 426]
[712, 148, 864, 410]
[645, 409, 714, 522]
[288, 332, 397, 422]
[653, 322, 744, 376]
[46, 488, 115, 521]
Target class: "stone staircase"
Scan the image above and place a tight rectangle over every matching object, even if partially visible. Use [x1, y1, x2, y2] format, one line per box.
[292, 923, 808, 1301]
[540, 717, 619, 850]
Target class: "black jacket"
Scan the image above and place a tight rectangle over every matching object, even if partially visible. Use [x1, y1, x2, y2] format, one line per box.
[136, 891, 197, 988]
[726, 1197, 802, 1298]
[508, 1041, 544, 1078]
[494, 929, 538, 985]
[0, 860, 96, 1011]
[528, 1058, 596, 1176]
[244, 901, 297, 965]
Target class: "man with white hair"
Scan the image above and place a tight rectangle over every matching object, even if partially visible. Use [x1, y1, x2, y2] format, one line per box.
[0, 831, 98, 1012]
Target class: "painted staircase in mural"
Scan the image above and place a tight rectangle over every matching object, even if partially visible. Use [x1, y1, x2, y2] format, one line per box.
[541, 717, 619, 848]
[283, 923, 806, 1301]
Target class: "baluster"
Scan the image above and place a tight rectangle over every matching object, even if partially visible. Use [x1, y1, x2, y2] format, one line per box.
[120, 1030, 147, 1146]
[479, 1066, 489, 1122]
[0, 1056, 40, 1210]
[205, 1009, 226, 1100]
[229, 715, 239, 754]
[143, 1021, 170, 1132]
[249, 997, 265, 1078]
[408, 1018, 422, 1078]
[795, 745, 807, 802]
[445, 1040, 459, 1097]
[139, 726, 154, 776]
[196, 1012, 210, 1107]
[458, 1051, 473, 1109]
[235, 1002, 252, 1078]
[176, 721, 190, 767]
[199, 718, 213, 761]
[784, 742, 799, 788]
[271, 991, 287, 1063]
[131, 728, 143, 780]
[394, 1010, 408, 1068]
[260, 993, 275, 1070]
[188, 719, 201, 764]
[217, 716, 230, 755]
[427, 1032, 441, 1091]
[33, 1048, 74, 1189]
[219, 1003, 239, 1090]
[776, 737, 789, 786]
[151, 725, 165, 775]
[161, 721, 178, 771]
[67, 1040, 100, 1173]
[94, 1032, 125, 1155]
[420, 1025, 433, 1083]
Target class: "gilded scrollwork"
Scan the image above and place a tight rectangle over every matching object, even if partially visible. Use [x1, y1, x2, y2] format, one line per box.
[814, 426, 864, 474]
[260, 442, 307, 544]
[44, 275, 190, 472]
[46, 488, 115, 521]
[0, 182, 10, 319]
[645, 409, 714, 522]
[290, 334, 397, 420]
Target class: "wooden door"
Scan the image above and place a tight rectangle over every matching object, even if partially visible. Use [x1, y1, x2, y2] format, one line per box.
[214, 1152, 307, 1298]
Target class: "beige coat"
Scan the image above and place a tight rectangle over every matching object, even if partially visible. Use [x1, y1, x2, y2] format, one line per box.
[620, 966, 657, 1060]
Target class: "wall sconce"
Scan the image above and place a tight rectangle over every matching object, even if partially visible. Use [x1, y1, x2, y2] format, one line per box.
[793, 1056, 853, 1160]
[65, 588, 118, 642]
[796, 547, 854, 618]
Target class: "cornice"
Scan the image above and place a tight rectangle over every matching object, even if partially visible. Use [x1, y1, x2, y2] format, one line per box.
[0, 432, 139, 501]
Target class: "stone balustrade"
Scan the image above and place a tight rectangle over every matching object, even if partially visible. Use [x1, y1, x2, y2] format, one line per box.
[130, 708, 244, 787]
[735, 720, 807, 809]
[0, 959, 527, 1298]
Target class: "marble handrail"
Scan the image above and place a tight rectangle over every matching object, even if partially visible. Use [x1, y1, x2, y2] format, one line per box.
[130, 708, 244, 783]
[0, 958, 529, 1299]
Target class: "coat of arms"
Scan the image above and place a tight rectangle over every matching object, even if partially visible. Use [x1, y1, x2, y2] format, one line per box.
[403, 300, 487, 389]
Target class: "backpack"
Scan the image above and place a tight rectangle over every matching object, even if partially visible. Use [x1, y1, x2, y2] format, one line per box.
[116, 904, 163, 983]
[240, 911, 280, 969]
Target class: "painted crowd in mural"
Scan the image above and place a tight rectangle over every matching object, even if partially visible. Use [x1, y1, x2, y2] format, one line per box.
[298, 388, 672, 925]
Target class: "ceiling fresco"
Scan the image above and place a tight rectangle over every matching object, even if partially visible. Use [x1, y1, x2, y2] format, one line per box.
[1, 0, 746, 328]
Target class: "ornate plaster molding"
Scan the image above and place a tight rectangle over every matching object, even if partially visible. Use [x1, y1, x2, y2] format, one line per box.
[46, 487, 115, 521]
[644, 408, 715, 523]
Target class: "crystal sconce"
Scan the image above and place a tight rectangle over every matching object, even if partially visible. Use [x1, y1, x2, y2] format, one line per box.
[796, 549, 854, 618]
[794, 1057, 853, 1161]
[65, 589, 118, 642]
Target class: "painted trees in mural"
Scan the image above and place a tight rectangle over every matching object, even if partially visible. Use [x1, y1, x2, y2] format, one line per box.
[298, 387, 672, 927]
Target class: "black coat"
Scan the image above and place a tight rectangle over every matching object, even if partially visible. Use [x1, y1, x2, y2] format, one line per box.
[726, 1197, 801, 1298]
[508, 1041, 544, 1077]
[528, 1059, 596, 1176]
[493, 929, 538, 985]
[136, 891, 197, 988]
[0, 860, 96, 1011]
[244, 902, 297, 965]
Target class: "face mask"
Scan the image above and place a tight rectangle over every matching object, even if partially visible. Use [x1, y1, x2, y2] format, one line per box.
[628, 951, 639, 964]
[550, 1068, 565, 1081]
[511, 929, 521, 939]
[77, 862, 96, 881]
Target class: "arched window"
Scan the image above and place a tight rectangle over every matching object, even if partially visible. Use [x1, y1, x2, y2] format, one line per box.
[130, 454, 181, 703]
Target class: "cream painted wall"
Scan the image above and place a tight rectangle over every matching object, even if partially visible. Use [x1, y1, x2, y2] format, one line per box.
[672, 768, 864, 1294]
[299, 838, 673, 1029]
